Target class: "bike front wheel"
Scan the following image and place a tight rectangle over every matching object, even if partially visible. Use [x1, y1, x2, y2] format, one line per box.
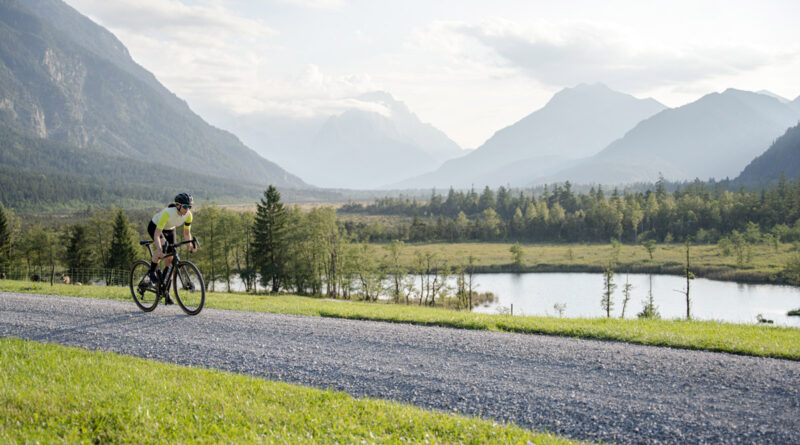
[173, 261, 205, 315]
[130, 260, 159, 312]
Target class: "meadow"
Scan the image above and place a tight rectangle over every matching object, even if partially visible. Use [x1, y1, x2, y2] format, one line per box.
[3, 279, 799, 360]
[0, 337, 574, 444]
[365, 241, 796, 283]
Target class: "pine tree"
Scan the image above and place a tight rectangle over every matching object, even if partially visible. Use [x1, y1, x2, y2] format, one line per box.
[0, 204, 11, 272]
[251, 186, 287, 293]
[65, 224, 92, 283]
[106, 210, 137, 283]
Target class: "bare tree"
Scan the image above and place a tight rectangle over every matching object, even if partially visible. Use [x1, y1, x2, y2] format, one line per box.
[620, 275, 632, 319]
[601, 265, 616, 318]
[680, 238, 695, 320]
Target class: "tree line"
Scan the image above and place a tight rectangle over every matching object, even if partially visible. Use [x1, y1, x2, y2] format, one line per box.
[0, 203, 138, 285]
[339, 176, 800, 244]
[0, 188, 487, 307]
[4, 177, 800, 305]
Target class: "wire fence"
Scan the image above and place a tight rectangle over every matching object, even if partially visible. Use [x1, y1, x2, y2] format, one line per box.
[0, 266, 130, 287]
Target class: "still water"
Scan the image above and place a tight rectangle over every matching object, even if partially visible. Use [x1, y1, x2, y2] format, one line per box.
[210, 272, 800, 327]
[470, 273, 800, 327]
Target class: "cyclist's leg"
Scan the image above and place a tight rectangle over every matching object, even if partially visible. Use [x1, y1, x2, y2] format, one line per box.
[146, 222, 160, 284]
[161, 229, 176, 268]
[146, 223, 174, 283]
[160, 229, 176, 304]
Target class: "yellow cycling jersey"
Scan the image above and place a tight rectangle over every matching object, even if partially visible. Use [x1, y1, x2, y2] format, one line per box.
[151, 206, 193, 230]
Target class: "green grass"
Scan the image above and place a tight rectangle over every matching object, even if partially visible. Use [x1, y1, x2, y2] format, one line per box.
[0, 338, 574, 444]
[3, 280, 800, 361]
[368, 242, 796, 284]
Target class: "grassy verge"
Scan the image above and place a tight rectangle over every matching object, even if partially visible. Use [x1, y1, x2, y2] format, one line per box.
[3, 280, 800, 361]
[370, 242, 795, 284]
[0, 337, 573, 444]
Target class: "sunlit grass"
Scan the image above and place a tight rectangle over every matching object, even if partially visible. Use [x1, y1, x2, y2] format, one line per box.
[0, 337, 574, 444]
[364, 242, 795, 283]
[3, 279, 799, 360]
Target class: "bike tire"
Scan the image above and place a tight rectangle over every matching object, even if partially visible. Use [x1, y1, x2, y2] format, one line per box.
[173, 261, 205, 315]
[130, 260, 159, 312]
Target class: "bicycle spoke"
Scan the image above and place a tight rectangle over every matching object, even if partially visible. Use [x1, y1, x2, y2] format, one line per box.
[173, 262, 205, 315]
[129, 260, 158, 312]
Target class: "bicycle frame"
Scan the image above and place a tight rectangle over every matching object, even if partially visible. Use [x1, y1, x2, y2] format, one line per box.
[132, 236, 204, 315]
[140, 237, 198, 294]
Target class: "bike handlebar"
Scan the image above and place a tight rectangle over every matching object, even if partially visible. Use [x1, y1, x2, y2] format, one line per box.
[140, 237, 199, 257]
[166, 237, 199, 250]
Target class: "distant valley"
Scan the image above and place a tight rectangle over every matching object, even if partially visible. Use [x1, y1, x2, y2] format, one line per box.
[1, 0, 800, 212]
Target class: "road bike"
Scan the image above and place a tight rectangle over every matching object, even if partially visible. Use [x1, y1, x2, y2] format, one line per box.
[129, 237, 205, 315]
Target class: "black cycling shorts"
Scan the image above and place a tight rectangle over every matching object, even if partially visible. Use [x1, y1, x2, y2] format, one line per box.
[147, 221, 175, 249]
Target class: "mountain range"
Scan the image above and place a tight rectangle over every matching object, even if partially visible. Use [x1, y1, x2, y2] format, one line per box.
[0, 0, 305, 199]
[391, 83, 667, 189]
[219, 91, 465, 189]
[735, 121, 800, 185]
[542, 89, 800, 185]
[2, 0, 800, 209]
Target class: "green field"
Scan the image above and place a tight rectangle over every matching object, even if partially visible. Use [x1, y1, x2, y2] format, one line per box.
[3, 280, 799, 360]
[0, 337, 574, 444]
[368, 241, 796, 283]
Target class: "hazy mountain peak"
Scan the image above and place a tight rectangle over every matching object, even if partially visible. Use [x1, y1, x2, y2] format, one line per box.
[543, 83, 663, 115]
[357, 90, 397, 104]
[356, 90, 421, 120]
[392, 84, 666, 189]
[757, 90, 791, 103]
[543, 87, 800, 186]
[719, 88, 785, 104]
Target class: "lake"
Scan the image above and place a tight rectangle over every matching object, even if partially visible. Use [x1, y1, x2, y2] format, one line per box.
[209, 272, 800, 327]
[469, 273, 800, 327]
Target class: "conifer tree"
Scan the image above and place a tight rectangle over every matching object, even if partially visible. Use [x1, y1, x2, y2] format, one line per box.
[0, 204, 11, 272]
[106, 210, 137, 283]
[64, 224, 92, 283]
[251, 185, 287, 293]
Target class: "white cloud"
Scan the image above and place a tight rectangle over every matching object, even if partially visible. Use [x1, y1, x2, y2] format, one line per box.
[69, 0, 275, 38]
[63, 0, 800, 149]
[441, 18, 787, 92]
[67, 0, 377, 118]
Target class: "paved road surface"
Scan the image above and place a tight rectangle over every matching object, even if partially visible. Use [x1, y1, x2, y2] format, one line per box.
[1, 292, 799, 443]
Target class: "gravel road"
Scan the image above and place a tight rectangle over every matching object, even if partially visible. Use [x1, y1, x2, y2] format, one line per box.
[1, 292, 799, 444]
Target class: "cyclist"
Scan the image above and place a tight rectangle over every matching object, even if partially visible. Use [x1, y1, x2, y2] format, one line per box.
[146, 193, 197, 303]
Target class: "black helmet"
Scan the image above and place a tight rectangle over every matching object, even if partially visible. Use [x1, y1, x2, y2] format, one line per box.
[174, 193, 193, 206]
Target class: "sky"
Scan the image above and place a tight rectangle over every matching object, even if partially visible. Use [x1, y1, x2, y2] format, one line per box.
[64, 0, 800, 149]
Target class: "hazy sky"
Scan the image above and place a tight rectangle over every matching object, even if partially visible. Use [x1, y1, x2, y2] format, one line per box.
[65, 0, 800, 149]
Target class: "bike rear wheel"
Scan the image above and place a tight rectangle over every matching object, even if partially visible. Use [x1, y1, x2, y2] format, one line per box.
[130, 260, 159, 312]
[173, 261, 205, 315]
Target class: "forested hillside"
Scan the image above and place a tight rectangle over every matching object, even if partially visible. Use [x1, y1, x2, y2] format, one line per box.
[0, 0, 306, 189]
[0, 124, 268, 210]
[736, 122, 800, 186]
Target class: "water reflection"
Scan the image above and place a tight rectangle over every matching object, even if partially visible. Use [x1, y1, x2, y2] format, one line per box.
[471, 273, 800, 327]
[209, 272, 800, 326]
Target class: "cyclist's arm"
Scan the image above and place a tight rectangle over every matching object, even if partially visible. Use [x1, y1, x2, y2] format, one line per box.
[183, 213, 195, 252]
